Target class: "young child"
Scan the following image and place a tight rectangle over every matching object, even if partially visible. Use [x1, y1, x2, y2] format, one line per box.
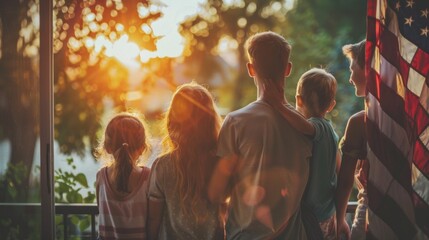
[147, 82, 224, 240]
[336, 40, 368, 240]
[265, 68, 340, 239]
[95, 112, 150, 239]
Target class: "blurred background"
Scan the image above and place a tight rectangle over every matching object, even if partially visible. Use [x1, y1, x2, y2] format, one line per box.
[0, 0, 365, 238]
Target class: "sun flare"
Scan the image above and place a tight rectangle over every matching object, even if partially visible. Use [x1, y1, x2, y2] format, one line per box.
[105, 35, 140, 65]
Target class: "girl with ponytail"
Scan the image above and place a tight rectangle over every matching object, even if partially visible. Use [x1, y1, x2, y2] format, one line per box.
[95, 112, 150, 239]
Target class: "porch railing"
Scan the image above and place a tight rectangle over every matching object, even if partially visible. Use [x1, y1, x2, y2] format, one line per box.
[1, 202, 358, 239]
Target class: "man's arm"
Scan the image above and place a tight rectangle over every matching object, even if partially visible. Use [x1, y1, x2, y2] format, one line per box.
[208, 154, 238, 203]
[274, 103, 315, 137]
[262, 80, 315, 136]
[335, 155, 358, 240]
[335, 113, 364, 240]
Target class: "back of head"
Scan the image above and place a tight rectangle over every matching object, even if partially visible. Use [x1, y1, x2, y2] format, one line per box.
[342, 40, 366, 68]
[98, 113, 148, 193]
[164, 82, 222, 220]
[245, 31, 291, 81]
[297, 68, 337, 116]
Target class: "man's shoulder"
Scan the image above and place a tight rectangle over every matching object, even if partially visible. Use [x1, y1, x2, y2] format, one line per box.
[226, 101, 273, 119]
[349, 110, 365, 121]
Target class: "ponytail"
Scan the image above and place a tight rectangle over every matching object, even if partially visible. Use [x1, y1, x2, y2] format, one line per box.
[97, 113, 148, 194]
[115, 143, 133, 193]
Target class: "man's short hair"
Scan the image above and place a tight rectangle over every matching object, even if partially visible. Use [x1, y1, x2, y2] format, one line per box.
[342, 40, 366, 68]
[297, 68, 337, 116]
[245, 32, 291, 81]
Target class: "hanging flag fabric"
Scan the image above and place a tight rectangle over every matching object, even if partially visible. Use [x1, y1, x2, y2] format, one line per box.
[366, 0, 429, 239]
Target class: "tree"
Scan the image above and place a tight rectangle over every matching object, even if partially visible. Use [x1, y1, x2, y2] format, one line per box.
[179, 0, 289, 110]
[0, 0, 161, 201]
[285, 0, 366, 135]
[0, 0, 40, 201]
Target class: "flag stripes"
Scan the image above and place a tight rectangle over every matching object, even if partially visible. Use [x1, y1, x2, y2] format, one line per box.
[366, 0, 429, 238]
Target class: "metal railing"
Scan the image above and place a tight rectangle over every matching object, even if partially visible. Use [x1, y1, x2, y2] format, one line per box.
[1, 202, 358, 239]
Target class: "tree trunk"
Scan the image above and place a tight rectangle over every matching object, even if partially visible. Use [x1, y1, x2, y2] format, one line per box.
[0, 0, 38, 202]
[232, 45, 249, 110]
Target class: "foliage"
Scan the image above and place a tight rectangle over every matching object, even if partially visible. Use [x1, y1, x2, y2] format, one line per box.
[0, 162, 29, 201]
[285, 0, 366, 135]
[0, 162, 41, 240]
[0, 0, 161, 201]
[179, 0, 289, 109]
[55, 157, 96, 239]
[55, 157, 95, 203]
[53, 0, 162, 155]
[179, 0, 366, 134]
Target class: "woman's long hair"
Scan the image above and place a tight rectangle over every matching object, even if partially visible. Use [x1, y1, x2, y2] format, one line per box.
[163, 82, 222, 221]
[95, 113, 148, 193]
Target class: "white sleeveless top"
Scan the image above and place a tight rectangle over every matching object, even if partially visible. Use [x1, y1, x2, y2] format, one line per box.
[97, 166, 150, 239]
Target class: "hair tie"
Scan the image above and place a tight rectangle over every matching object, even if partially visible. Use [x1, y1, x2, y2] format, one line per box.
[122, 143, 129, 148]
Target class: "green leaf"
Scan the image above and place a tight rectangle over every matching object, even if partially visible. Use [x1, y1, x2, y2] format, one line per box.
[75, 173, 89, 188]
[55, 215, 63, 225]
[84, 193, 96, 203]
[70, 215, 80, 225]
[79, 217, 90, 231]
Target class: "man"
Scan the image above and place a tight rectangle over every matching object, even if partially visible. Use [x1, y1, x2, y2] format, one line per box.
[336, 40, 368, 240]
[208, 31, 313, 240]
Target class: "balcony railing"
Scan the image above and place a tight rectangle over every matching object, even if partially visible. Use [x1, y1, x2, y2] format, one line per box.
[1, 202, 358, 239]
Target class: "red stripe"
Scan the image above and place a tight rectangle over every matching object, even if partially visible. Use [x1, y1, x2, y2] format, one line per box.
[405, 92, 422, 129]
[412, 191, 429, 236]
[367, 180, 417, 239]
[411, 49, 429, 77]
[414, 140, 429, 177]
[366, 118, 412, 194]
[367, 0, 376, 18]
[409, 98, 429, 136]
[367, 70, 407, 129]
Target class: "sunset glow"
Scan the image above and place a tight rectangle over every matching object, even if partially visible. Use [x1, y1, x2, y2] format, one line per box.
[75, 0, 205, 65]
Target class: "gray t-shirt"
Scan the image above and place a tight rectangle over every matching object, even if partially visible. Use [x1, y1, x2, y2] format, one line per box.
[148, 154, 222, 240]
[218, 100, 313, 240]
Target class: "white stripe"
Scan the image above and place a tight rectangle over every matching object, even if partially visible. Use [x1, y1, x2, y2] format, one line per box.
[369, 206, 429, 240]
[412, 163, 429, 206]
[413, 227, 429, 240]
[367, 148, 416, 222]
[375, 0, 388, 22]
[368, 208, 398, 240]
[420, 83, 429, 114]
[370, 47, 406, 99]
[384, 7, 418, 64]
[367, 93, 411, 157]
[408, 68, 426, 97]
[419, 125, 429, 150]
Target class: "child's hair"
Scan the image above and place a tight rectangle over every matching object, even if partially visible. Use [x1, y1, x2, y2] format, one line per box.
[245, 31, 291, 81]
[297, 68, 337, 116]
[163, 82, 222, 221]
[342, 40, 366, 68]
[96, 112, 148, 193]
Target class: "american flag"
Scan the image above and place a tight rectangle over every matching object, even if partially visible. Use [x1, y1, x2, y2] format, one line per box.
[366, 0, 429, 239]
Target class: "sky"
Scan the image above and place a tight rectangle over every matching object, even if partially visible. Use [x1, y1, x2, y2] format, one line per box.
[150, 0, 206, 58]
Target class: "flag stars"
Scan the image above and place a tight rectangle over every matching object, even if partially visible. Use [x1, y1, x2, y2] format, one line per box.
[406, 0, 415, 8]
[395, 2, 401, 10]
[421, 27, 429, 37]
[405, 16, 414, 26]
[421, 9, 429, 18]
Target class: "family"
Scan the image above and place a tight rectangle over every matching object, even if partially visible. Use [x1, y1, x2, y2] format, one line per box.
[94, 31, 368, 240]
